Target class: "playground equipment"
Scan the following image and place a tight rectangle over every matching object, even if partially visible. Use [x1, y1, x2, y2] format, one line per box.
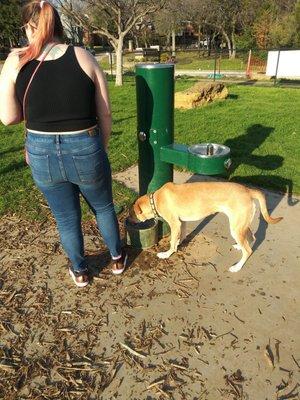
[126, 63, 231, 249]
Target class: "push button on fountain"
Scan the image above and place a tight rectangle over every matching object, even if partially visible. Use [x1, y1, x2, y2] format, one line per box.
[138, 131, 147, 141]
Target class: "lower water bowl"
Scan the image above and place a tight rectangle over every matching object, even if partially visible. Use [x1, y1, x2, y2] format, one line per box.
[125, 218, 158, 249]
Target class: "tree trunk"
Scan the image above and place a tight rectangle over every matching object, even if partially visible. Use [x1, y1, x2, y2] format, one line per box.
[207, 34, 211, 56]
[166, 32, 171, 50]
[197, 24, 201, 48]
[231, 31, 236, 59]
[197, 24, 202, 57]
[77, 27, 84, 46]
[171, 29, 176, 56]
[134, 35, 139, 48]
[115, 36, 124, 86]
[211, 32, 218, 50]
[222, 30, 232, 58]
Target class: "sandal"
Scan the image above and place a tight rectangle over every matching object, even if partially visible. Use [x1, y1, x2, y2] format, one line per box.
[111, 250, 128, 275]
[69, 267, 89, 287]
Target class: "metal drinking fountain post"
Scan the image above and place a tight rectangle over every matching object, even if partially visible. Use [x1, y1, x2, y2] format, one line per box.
[126, 63, 231, 249]
[136, 63, 175, 195]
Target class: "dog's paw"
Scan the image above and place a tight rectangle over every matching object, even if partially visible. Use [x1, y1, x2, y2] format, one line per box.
[232, 244, 241, 250]
[229, 263, 242, 273]
[157, 251, 172, 259]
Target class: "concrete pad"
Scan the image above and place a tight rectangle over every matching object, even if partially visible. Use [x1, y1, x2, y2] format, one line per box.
[112, 165, 300, 398]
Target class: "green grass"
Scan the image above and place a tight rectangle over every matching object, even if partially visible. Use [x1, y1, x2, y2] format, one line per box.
[174, 80, 300, 195]
[165, 51, 247, 71]
[176, 57, 246, 71]
[99, 60, 111, 70]
[0, 79, 299, 220]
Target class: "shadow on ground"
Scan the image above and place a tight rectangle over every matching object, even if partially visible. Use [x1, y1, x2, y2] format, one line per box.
[180, 123, 298, 254]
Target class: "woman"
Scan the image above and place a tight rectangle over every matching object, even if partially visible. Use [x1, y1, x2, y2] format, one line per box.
[0, 0, 127, 287]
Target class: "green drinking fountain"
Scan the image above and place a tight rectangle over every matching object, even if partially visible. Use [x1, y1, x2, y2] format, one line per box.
[126, 63, 231, 249]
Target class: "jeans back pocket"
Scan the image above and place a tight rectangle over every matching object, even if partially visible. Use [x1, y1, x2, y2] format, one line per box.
[27, 152, 52, 184]
[72, 149, 105, 183]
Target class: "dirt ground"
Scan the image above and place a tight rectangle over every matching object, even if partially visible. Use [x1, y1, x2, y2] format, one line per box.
[0, 171, 299, 400]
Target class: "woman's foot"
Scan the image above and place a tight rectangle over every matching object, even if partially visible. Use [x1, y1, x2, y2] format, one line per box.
[111, 250, 128, 275]
[69, 267, 89, 287]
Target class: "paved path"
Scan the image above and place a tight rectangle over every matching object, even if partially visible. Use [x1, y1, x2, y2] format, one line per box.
[103, 67, 247, 78]
[112, 165, 300, 398]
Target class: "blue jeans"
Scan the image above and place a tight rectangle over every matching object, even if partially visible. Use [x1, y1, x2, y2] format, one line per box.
[25, 129, 122, 272]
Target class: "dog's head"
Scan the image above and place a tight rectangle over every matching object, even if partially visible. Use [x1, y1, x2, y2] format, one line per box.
[128, 195, 154, 223]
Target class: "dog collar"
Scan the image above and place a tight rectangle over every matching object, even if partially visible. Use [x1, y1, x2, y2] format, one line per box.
[149, 192, 160, 218]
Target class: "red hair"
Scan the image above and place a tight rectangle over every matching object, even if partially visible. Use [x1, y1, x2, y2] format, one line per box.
[19, 1, 64, 68]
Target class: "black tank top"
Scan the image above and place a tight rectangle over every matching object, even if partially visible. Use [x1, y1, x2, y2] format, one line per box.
[16, 46, 97, 132]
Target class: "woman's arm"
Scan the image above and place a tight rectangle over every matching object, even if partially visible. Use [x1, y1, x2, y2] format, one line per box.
[92, 63, 112, 152]
[74, 47, 112, 152]
[0, 52, 23, 126]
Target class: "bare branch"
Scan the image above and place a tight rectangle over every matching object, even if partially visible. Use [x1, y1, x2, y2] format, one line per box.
[123, 1, 165, 36]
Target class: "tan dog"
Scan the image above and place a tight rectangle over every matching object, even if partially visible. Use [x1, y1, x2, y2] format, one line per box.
[129, 182, 282, 272]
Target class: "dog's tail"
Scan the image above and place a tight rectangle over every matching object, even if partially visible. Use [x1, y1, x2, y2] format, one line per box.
[249, 189, 283, 224]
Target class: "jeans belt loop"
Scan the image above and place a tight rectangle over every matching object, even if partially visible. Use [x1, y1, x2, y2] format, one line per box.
[87, 127, 97, 137]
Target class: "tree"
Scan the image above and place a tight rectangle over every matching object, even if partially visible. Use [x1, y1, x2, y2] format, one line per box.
[0, 0, 22, 48]
[131, 17, 155, 49]
[253, 9, 273, 49]
[154, 0, 186, 55]
[60, 2, 84, 44]
[179, 0, 243, 58]
[58, 0, 165, 86]
[296, 0, 300, 45]
[208, 0, 243, 58]
[269, 14, 297, 47]
[252, 0, 298, 49]
[178, 0, 299, 55]
[184, 0, 218, 55]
